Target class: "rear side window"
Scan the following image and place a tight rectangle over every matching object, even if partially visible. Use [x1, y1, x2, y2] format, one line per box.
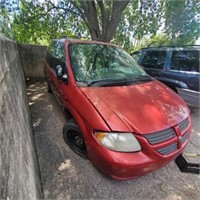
[45, 42, 55, 68]
[171, 50, 199, 72]
[51, 42, 65, 72]
[141, 51, 166, 69]
[45, 41, 66, 73]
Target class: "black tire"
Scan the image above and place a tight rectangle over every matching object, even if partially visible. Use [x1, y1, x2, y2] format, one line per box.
[63, 119, 87, 158]
[47, 82, 52, 93]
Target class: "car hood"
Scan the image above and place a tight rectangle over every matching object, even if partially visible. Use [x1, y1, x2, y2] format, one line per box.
[80, 80, 189, 134]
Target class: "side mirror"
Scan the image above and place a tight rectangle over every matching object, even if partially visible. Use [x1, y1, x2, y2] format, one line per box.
[56, 65, 68, 83]
[56, 65, 63, 79]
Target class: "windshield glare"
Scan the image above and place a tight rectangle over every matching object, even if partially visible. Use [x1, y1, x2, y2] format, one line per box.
[69, 43, 147, 85]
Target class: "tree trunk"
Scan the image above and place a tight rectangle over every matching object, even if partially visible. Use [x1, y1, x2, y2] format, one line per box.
[102, 1, 130, 42]
[71, 0, 130, 42]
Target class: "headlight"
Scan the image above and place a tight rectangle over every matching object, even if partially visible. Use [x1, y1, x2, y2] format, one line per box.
[94, 132, 141, 152]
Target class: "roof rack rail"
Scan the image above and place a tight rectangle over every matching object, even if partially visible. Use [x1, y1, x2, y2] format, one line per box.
[133, 45, 200, 52]
[142, 45, 200, 49]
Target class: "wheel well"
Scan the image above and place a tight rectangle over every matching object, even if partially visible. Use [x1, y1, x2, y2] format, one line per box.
[161, 81, 178, 93]
[64, 109, 73, 120]
[169, 86, 178, 93]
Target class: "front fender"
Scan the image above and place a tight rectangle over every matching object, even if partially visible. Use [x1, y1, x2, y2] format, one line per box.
[63, 101, 109, 146]
[155, 77, 188, 90]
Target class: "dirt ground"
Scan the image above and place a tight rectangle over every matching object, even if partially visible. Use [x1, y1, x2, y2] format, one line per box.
[27, 81, 200, 200]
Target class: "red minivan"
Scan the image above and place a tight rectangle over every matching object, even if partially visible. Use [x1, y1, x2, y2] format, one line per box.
[44, 38, 192, 179]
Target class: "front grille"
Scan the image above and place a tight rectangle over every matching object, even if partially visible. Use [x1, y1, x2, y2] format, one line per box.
[144, 128, 176, 145]
[144, 117, 190, 155]
[182, 130, 190, 143]
[157, 143, 178, 155]
[178, 117, 189, 132]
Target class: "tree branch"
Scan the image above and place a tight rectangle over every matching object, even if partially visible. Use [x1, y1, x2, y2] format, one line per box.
[69, 0, 93, 38]
[71, 0, 101, 40]
[23, 1, 80, 22]
[97, 0, 111, 40]
[104, 0, 130, 42]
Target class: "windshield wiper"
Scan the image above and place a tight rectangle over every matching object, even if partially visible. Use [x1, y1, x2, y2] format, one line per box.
[87, 75, 153, 87]
[135, 74, 154, 80]
[87, 78, 117, 87]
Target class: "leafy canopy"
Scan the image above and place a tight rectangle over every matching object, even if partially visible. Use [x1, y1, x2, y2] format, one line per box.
[0, 0, 199, 50]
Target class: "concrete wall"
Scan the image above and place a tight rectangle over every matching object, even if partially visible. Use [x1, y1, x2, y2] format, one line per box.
[18, 43, 47, 80]
[0, 35, 42, 200]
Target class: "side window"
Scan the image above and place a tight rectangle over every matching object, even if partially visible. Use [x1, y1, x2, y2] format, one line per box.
[171, 50, 199, 72]
[55, 42, 65, 62]
[45, 42, 56, 68]
[51, 42, 66, 73]
[141, 51, 166, 69]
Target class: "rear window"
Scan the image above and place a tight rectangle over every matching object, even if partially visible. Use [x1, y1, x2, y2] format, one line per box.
[171, 50, 199, 72]
[141, 51, 166, 69]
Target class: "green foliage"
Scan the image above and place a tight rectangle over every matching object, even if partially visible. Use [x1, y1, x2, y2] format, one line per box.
[0, 0, 199, 48]
[132, 34, 171, 52]
[12, 0, 79, 45]
[0, 0, 19, 38]
[116, 0, 200, 51]
[0, 7, 11, 38]
[114, 0, 164, 51]
[162, 0, 200, 45]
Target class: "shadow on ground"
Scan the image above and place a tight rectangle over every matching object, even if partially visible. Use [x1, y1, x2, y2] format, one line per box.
[27, 81, 200, 200]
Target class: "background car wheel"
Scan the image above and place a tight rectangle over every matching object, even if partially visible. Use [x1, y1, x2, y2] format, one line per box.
[63, 119, 87, 158]
[47, 82, 52, 93]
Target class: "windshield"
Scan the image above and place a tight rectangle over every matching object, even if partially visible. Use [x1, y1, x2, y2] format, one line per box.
[69, 43, 150, 86]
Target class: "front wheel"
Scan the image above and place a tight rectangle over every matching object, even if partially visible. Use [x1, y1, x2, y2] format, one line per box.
[63, 119, 87, 158]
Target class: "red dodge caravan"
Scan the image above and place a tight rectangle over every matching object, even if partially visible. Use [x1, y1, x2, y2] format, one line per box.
[44, 39, 191, 179]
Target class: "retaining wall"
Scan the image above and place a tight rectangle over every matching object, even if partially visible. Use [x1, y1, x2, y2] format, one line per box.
[0, 35, 42, 200]
[18, 43, 47, 80]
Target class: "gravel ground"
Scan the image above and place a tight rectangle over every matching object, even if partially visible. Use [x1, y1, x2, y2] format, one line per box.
[27, 81, 200, 200]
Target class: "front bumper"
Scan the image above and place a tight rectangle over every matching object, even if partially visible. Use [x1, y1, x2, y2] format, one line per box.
[176, 88, 200, 108]
[87, 118, 192, 180]
[88, 136, 190, 180]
